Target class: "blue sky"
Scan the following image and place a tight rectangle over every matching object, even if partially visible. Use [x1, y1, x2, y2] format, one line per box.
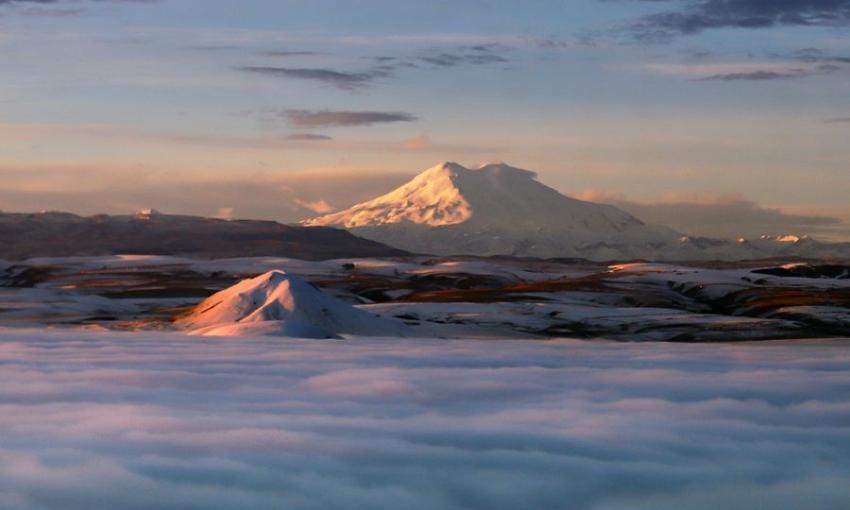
[2, 0, 850, 240]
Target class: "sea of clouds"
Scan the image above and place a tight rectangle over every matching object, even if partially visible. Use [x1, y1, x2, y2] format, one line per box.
[1, 328, 849, 509]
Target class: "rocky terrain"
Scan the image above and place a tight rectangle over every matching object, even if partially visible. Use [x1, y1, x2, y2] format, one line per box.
[0, 210, 406, 260]
[2, 254, 848, 342]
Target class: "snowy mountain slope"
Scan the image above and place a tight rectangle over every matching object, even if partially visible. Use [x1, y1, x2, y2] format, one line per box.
[175, 270, 409, 338]
[304, 162, 681, 258]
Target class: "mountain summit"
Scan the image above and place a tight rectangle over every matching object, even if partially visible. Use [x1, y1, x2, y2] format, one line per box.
[304, 162, 680, 258]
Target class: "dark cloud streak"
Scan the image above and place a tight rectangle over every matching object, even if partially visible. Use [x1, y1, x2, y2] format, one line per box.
[282, 133, 332, 141]
[260, 50, 324, 57]
[416, 44, 509, 68]
[625, 0, 850, 39]
[236, 45, 510, 92]
[237, 67, 381, 90]
[283, 109, 418, 127]
[697, 69, 808, 81]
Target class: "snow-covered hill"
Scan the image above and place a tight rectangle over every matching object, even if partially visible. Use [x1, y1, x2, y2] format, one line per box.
[176, 270, 408, 338]
[304, 162, 681, 258]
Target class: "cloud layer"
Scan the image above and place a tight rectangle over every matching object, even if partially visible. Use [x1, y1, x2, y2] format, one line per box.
[1, 329, 849, 510]
[572, 191, 848, 240]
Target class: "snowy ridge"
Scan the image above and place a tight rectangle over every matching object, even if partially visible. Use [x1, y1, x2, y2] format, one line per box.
[176, 270, 408, 338]
[306, 162, 473, 227]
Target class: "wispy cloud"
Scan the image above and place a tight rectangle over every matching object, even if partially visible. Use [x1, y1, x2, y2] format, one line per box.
[237, 67, 381, 90]
[416, 44, 509, 68]
[294, 198, 335, 214]
[573, 190, 847, 239]
[697, 69, 808, 81]
[282, 133, 332, 141]
[259, 50, 324, 57]
[639, 60, 849, 82]
[822, 117, 850, 124]
[235, 43, 511, 92]
[283, 109, 418, 128]
[625, 0, 850, 40]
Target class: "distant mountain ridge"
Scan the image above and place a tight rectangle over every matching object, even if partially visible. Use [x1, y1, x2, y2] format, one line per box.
[304, 161, 850, 261]
[0, 211, 406, 260]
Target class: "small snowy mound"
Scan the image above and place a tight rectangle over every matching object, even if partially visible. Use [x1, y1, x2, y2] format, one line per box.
[176, 270, 407, 338]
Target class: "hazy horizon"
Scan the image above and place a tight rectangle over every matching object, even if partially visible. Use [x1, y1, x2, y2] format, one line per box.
[2, 0, 849, 241]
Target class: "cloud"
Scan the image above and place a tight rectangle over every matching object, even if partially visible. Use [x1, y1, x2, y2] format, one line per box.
[640, 62, 811, 77]
[282, 133, 332, 141]
[259, 50, 324, 57]
[1, 329, 850, 510]
[572, 190, 848, 239]
[283, 109, 418, 128]
[823, 117, 850, 123]
[697, 69, 808, 81]
[294, 198, 335, 215]
[237, 67, 382, 90]
[398, 134, 433, 150]
[235, 43, 510, 93]
[626, 0, 850, 39]
[416, 44, 510, 68]
[639, 59, 849, 82]
[571, 189, 628, 203]
[360, 44, 511, 77]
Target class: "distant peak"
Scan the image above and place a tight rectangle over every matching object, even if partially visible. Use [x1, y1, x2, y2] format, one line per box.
[135, 208, 163, 219]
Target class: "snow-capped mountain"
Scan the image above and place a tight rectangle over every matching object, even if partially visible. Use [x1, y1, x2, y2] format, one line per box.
[176, 270, 409, 338]
[304, 162, 681, 259]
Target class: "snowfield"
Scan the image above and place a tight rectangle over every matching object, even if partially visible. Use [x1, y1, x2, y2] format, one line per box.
[1, 328, 849, 510]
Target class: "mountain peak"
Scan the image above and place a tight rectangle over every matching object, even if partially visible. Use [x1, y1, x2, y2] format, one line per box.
[303, 162, 476, 228]
[303, 161, 681, 257]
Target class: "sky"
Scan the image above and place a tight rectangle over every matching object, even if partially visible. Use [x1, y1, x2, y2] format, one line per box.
[2, 329, 850, 510]
[1, 0, 849, 240]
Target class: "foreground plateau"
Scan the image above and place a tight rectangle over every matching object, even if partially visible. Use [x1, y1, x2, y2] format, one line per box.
[1, 255, 848, 342]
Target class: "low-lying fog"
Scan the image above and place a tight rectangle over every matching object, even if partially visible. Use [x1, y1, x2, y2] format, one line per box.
[1, 329, 849, 510]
